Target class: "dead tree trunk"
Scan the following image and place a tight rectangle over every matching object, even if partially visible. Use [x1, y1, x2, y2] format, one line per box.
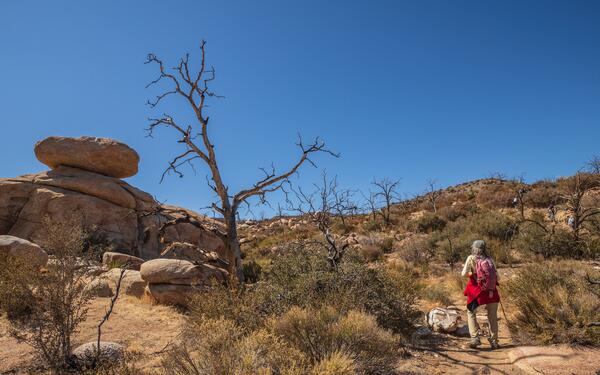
[145, 41, 336, 280]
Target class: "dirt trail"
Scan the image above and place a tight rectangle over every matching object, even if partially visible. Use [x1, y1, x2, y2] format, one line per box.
[399, 293, 525, 375]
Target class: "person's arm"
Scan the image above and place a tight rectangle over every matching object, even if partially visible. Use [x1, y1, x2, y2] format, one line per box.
[461, 255, 474, 277]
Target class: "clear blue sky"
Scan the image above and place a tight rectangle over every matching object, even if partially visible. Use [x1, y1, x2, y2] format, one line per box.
[1, 1, 599, 218]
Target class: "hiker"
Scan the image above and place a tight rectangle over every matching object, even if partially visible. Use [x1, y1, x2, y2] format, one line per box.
[461, 240, 500, 350]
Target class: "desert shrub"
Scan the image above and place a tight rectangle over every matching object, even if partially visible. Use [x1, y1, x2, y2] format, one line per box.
[0, 255, 36, 319]
[378, 237, 395, 254]
[360, 244, 383, 262]
[422, 284, 453, 307]
[190, 242, 419, 337]
[162, 317, 307, 375]
[505, 262, 600, 346]
[395, 237, 434, 266]
[438, 203, 478, 222]
[526, 182, 562, 208]
[515, 223, 584, 259]
[466, 211, 517, 242]
[415, 213, 447, 233]
[242, 260, 262, 283]
[362, 219, 381, 232]
[1, 216, 97, 372]
[311, 351, 357, 375]
[272, 306, 399, 374]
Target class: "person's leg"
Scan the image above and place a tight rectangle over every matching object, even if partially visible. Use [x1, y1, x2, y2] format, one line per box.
[467, 307, 481, 347]
[486, 303, 499, 348]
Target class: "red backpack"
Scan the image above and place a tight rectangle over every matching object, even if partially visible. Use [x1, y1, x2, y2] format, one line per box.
[476, 257, 497, 291]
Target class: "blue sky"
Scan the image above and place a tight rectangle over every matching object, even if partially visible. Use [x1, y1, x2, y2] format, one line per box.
[1, 1, 599, 218]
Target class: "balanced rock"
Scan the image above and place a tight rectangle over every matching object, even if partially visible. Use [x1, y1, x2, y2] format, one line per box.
[102, 252, 144, 270]
[426, 307, 461, 333]
[72, 341, 124, 367]
[0, 235, 48, 268]
[35, 136, 139, 178]
[140, 259, 228, 285]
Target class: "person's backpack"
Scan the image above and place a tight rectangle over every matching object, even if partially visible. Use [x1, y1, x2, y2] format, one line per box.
[475, 257, 497, 291]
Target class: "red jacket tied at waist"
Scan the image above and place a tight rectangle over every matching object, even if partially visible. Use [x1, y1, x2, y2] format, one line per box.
[464, 274, 500, 306]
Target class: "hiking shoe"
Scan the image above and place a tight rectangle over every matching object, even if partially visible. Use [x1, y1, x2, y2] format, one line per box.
[489, 341, 500, 350]
[468, 338, 481, 349]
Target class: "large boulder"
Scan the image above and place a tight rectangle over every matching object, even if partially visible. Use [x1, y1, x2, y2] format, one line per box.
[146, 283, 200, 306]
[102, 252, 144, 270]
[140, 259, 228, 285]
[101, 268, 146, 298]
[72, 341, 124, 367]
[34, 136, 139, 178]
[426, 307, 462, 333]
[0, 235, 48, 268]
[160, 242, 220, 264]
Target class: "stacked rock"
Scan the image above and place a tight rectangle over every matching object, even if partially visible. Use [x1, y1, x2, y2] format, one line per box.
[0, 235, 48, 269]
[0, 136, 230, 263]
[140, 258, 228, 306]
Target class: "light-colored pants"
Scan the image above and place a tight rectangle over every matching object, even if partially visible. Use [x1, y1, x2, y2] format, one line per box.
[467, 302, 498, 344]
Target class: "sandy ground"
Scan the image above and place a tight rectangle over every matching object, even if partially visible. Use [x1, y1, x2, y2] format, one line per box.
[0, 295, 184, 374]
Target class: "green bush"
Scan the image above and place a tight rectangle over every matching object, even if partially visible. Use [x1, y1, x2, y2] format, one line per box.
[242, 260, 262, 283]
[190, 242, 419, 337]
[505, 261, 600, 346]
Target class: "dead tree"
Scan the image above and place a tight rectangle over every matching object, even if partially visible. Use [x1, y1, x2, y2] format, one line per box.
[95, 265, 127, 366]
[561, 172, 600, 242]
[587, 155, 600, 175]
[145, 41, 336, 280]
[425, 178, 441, 213]
[370, 178, 401, 226]
[286, 172, 354, 270]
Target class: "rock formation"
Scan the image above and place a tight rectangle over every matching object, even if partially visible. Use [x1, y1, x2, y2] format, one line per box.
[0, 136, 231, 267]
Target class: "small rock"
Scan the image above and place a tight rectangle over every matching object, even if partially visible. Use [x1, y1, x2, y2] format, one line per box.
[72, 341, 124, 367]
[426, 307, 461, 333]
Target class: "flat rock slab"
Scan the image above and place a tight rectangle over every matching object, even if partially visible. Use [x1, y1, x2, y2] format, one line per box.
[35, 136, 139, 178]
[508, 345, 600, 374]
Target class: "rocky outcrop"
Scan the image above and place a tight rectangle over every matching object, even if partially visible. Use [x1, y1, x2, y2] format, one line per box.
[35, 136, 139, 178]
[0, 235, 48, 268]
[0, 137, 231, 266]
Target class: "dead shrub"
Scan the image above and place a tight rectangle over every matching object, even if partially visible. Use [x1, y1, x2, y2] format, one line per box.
[311, 351, 357, 375]
[422, 284, 453, 307]
[505, 261, 600, 346]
